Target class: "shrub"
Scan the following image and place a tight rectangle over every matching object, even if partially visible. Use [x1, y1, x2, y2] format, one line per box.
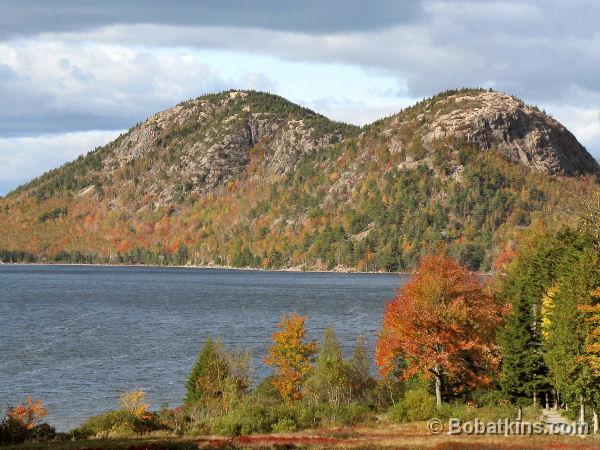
[0, 416, 28, 445]
[437, 402, 478, 421]
[328, 403, 371, 426]
[472, 389, 507, 408]
[387, 388, 436, 423]
[159, 406, 189, 435]
[271, 417, 297, 433]
[76, 410, 164, 437]
[253, 376, 281, 402]
[304, 327, 351, 405]
[210, 401, 273, 436]
[120, 389, 150, 419]
[0, 416, 56, 445]
[7, 395, 48, 429]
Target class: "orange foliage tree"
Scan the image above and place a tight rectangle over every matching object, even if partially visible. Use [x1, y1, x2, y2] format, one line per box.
[8, 396, 48, 429]
[264, 314, 316, 401]
[376, 252, 502, 407]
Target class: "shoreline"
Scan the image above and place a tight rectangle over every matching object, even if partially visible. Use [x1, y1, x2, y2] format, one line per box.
[0, 261, 494, 276]
[0, 261, 414, 275]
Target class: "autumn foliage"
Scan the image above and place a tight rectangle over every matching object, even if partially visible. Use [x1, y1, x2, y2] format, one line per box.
[120, 389, 150, 419]
[7, 396, 47, 429]
[376, 252, 501, 402]
[579, 287, 600, 376]
[264, 314, 316, 401]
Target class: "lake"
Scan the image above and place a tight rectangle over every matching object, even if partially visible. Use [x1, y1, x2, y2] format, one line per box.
[0, 264, 405, 431]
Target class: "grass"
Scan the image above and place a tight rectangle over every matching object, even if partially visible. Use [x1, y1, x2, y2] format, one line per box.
[5, 422, 600, 449]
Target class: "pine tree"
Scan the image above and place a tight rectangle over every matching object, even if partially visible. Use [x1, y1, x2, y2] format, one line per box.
[544, 242, 598, 410]
[498, 227, 573, 406]
[185, 336, 230, 405]
[348, 335, 374, 401]
[305, 327, 350, 405]
[498, 232, 554, 406]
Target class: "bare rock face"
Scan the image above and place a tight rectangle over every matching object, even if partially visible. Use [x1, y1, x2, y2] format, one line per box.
[101, 91, 353, 205]
[420, 91, 599, 177]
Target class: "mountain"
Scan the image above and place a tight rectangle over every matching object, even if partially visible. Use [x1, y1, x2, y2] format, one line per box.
[1, 88, 598, 270]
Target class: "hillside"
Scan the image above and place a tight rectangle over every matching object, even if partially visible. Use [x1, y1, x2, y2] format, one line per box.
[1, 88, 598, 270]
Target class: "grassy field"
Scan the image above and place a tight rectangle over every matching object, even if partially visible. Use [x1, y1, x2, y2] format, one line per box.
[5, 423, 600, 449]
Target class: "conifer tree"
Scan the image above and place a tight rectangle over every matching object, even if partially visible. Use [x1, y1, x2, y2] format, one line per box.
[305, 327, 351, 405]
[498, 229, 557, 406]
[185, 336, 230, 405]
[348, 335, 373, 400]
[544, 242, 598, 412]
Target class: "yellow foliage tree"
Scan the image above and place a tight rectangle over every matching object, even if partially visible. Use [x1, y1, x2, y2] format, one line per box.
[264, 314, 316, 401]
[120, 389, 150, 419]
[541, 284, 558, 340]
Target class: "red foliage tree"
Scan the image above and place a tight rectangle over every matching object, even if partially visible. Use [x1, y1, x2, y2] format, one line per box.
[376, 252, 501, 407]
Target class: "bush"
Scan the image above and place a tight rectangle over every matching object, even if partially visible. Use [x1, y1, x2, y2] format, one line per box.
[329, 403, 370, 426]
[0, 416, 56, 445]
[253, 376, 281, 402]
[472, 389, 507, 408]
[76, 410, 164, 437]
[387, 388, 436, 423]
[205, 397, 373, 437]
[437, 402, 478, 421]
[271, 417, 297, 433]
[210, 400, 278, 436]
[0, 416, 28, 445]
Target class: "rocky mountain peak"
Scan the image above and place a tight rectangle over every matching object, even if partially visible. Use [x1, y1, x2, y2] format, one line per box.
[391, 89, 599, 177]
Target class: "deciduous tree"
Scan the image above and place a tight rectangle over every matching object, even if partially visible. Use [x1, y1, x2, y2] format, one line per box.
[8, 396, 47, 430]
[265, 314, 316, 401]
[376, 251, 501, 407]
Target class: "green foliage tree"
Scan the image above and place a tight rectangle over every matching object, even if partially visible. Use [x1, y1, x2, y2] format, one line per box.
[348, 335, 374, 401]
[305, 327, 351, 405]
[498, 227, 558, 407]
[185, 336, 248, 411]
[544, 238, 600, 422]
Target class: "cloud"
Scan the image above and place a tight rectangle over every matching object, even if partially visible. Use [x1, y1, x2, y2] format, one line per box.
[305, 97, 409, 126]
[0, 0, 597, 193]
[0, 0, 424, 40]
[0, 39, 277, 135]
[545, 104, 600, 159]
[44, 1, 600, 107]
[0, 130, 122, 195]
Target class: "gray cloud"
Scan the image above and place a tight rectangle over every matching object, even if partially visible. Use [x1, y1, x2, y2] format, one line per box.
[0, 39, 278, 134]
[0, 0, 424, 40]
[44, 1, 600, 106]
[0, 0, 598, 165]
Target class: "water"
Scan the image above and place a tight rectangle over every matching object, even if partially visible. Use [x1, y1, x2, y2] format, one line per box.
[0, 264, 404, 431]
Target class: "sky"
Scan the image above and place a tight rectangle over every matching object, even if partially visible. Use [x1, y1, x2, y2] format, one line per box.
[0, 1, 599, 195]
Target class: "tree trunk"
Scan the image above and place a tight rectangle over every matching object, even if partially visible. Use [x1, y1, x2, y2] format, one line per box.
[434, 365, 443, 408]
[533, 390, 538, 407]
[579, 394, 585, 424]
[593, 409, 599, 434]
[545, 392, 549, 410]
[554, 390, 559, 410]
[517, 405, 522, 422]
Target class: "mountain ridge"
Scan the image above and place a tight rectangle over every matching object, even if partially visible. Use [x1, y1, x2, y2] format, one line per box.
[1, 88, 598, 271]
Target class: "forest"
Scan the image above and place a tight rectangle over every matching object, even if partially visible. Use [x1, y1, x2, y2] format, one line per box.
[2, 192, 599, 448]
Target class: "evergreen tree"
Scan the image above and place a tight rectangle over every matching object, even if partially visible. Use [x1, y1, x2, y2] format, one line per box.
[185, 336, 230, 405]
[544, 241, 598, 411]
[348, 335, 374, 401]
[305, 327, 351, 405]
[498, 229, 558, 406]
